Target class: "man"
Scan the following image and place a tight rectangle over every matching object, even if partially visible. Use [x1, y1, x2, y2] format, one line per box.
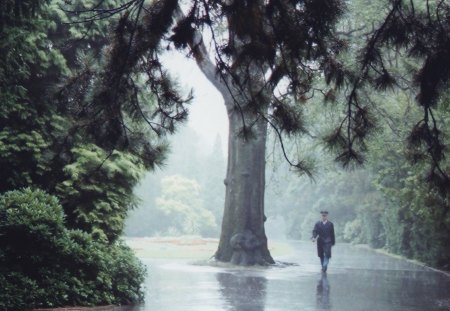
[312, 210, 335, 272]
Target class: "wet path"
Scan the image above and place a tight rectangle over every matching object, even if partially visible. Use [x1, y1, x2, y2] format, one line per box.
[130, 241, 450, 311]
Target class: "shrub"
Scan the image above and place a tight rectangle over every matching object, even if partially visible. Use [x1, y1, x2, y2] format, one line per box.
[0, 188, 146, 310]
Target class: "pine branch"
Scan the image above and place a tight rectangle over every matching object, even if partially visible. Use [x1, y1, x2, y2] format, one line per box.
[262, 113, 314, 178]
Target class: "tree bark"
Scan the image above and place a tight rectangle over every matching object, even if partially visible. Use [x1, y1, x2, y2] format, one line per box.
[214, 99, 275, 265]
[180, 5, 275, 265]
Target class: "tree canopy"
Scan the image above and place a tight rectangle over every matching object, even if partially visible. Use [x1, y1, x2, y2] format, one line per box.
[63, 0, 449, 188]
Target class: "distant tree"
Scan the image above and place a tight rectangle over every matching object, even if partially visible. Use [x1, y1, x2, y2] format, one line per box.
[156, 175, 217, 236]
[124, 127, 226, 237]
[200, 134, 226, 233]
[124, 172, 163, 237]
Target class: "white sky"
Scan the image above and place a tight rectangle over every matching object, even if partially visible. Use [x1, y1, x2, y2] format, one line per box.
[161, 51, 229, 154]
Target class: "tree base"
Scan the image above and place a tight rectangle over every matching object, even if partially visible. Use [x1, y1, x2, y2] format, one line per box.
[215, 230, 275, 266]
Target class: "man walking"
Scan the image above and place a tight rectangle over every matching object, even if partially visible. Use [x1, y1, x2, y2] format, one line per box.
[312, 210, 335, 272]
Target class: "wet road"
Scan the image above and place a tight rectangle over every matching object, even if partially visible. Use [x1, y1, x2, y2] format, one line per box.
[130, 241, 450, 311]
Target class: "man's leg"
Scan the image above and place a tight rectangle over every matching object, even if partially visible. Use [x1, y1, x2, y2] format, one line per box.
[322, 255, 329, 272]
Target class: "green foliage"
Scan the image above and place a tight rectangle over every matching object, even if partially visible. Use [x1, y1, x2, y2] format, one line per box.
[337, 0, 450, 185]
[0, 188, 145, 310]
[56, 144, 145, 241]
[366, 89, 450, 268]
[125, 128, 226, 238]
[0, 0, 68, 193]
[0, 0, 154, 307]
[264, 64, 450, 268]
[0, 0, 155, 240]
[377, 180, 450, 268]
[155, 175, 217, 237]
[343, 218, 363, 243]
[0, 129, 48, 185]
[342, 194, 386, 248]
[281, 169, 381, 241]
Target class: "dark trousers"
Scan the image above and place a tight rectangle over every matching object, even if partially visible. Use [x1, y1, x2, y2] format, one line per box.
[318, 242, 332, 270]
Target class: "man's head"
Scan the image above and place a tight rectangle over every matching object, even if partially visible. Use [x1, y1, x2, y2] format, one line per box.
[320, 210, 329, 221]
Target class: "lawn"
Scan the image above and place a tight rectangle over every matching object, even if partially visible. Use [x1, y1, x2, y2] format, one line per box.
[124, 237, 293, 260]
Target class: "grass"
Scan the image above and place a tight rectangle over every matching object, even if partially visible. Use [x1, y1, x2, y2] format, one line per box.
[124, 236, 293, 260]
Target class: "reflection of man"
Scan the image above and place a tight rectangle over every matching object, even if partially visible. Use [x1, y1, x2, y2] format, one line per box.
[316, 272, 331, 309]
[311, 210, 335, 272]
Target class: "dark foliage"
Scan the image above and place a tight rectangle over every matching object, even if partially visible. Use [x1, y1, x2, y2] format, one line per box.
[47, 0, 450, 189]
[58, 0, 191, 170]
[1, 1, 149, 307]
[0, 188, 145, 310]
[339, 0, 450, 191]
[66, 0, 346, 175]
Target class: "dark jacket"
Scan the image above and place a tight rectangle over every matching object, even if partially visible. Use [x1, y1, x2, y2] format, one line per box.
[312, 221, 335, 258]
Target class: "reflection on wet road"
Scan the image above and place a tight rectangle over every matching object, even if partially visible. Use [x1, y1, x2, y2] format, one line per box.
[130, 241, 450, 311]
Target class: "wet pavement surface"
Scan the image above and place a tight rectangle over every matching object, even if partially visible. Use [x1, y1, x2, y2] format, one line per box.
[130, 241, 450, 311]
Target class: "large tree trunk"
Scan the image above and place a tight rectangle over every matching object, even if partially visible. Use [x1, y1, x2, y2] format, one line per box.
[180, 8, 275, 264]
[214, 100, 275, 265]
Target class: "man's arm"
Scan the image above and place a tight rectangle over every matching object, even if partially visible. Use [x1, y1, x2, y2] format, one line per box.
[331, 223, 335, 246]
[312, 222, 319, 240]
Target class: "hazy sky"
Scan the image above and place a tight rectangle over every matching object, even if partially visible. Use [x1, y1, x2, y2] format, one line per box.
[161, 51, 229, 154]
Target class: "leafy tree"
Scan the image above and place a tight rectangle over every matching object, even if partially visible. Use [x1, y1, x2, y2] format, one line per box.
[366, 92, 450, 268]
[55, 144, 146, 241]
[155, 175, 217, 236]
[1, 0, 179, 241]
[124, 126, 225, 237]
[0, 0, 163, 306]
[0, 0, 68, 193]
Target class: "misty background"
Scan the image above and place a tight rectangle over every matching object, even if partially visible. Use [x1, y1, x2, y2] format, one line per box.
[118, 0, 450, 270]
[124, 51, 383, 244]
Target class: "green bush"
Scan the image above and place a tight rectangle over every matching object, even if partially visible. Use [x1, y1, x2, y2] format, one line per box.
[0, 188, 146, 310]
